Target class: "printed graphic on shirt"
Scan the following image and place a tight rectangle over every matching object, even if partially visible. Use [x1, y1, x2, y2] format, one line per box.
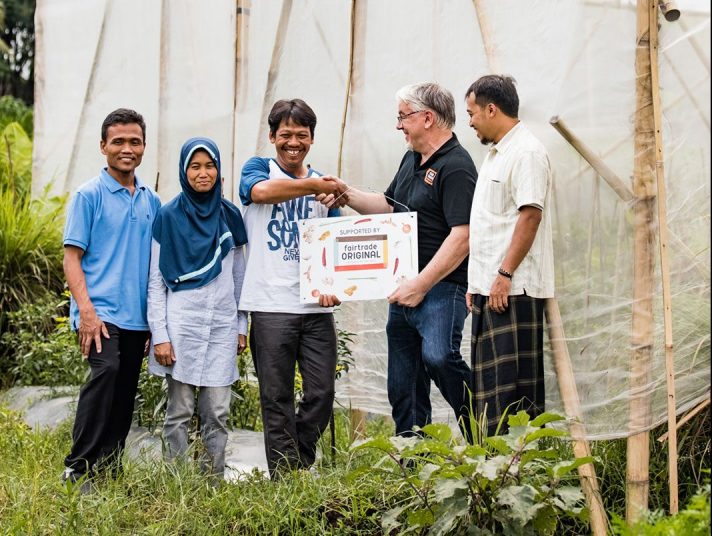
[267, 196, 317, 261]
[424, 168, 437, 186]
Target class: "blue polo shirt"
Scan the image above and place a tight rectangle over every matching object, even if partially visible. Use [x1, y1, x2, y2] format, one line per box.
[64, 168, 161, 331]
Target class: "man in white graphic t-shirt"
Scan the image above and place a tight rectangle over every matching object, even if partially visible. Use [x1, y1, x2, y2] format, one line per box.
[239, 99, 347, 478]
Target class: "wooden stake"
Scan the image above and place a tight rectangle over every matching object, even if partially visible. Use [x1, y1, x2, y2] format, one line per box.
[549, 116, 635, 203]
[545, 299, 608, 536]
[658, 396, 710, 443]
[648, 1, 679, 513]
[350, 408, 367, 442]
[472, 0, 502, 72]
[627, 0, 658, 522]
[337, 0, 357, 177]
[231, 0, 251, 202]
[155, 0, 169, 198]
[550, 117, 709, 280]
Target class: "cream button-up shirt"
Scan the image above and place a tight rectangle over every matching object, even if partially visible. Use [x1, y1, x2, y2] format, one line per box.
[467, 122, 555, 299]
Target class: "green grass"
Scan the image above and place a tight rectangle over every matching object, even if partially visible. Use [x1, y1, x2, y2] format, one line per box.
[0, 403, 708, 535]
[0, 407, 399, 535]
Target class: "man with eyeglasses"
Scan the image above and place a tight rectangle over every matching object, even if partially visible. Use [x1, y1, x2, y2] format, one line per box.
[319, 82, 478, 442]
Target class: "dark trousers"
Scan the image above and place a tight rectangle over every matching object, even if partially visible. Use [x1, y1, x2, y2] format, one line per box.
[386, 281, 473, 442]
[64, 323, 147, 477]
[250, 312, 337, 478]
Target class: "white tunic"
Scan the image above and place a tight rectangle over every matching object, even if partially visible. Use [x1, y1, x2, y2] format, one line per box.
[147, 240, 248, 386]
[467, 122, 555, 299]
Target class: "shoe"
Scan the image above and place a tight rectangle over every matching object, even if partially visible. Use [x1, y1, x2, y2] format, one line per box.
[61, 467, 95, 495]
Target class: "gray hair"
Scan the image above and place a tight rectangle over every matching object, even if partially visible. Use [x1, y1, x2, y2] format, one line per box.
[395, 82, 456, 129]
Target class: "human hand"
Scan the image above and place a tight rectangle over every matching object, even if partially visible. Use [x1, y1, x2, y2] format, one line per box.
[318, 294, 341, 308]
[387, 278, 426, 308]
[466, 292, 473, 313]
[317, 176, 349, 208]
[154, 342, 176, 366]
[144, 333, 152, 357]
[487, 275, 510, 314]
[238, 334, 247, 354]
[78, 308, 109, 358]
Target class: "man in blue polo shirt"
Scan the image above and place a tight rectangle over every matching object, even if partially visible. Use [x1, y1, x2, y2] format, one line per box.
[62, 108, 161, 490]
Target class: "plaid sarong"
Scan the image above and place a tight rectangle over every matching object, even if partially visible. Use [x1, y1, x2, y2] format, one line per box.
[470, 294, 546, 436]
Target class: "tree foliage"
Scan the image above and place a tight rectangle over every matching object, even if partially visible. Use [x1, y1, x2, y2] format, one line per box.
[0, 0, 35, 104]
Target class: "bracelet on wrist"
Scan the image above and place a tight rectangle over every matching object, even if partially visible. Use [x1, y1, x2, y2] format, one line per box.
[498, 268, 513, 279]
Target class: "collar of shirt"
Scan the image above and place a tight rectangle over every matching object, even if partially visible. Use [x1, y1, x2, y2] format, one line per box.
[100, 167, 146, 193]
[413, 132, 459, 170]
[491, 121, 522, 155]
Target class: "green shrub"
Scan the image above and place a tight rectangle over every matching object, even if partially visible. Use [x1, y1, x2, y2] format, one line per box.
[0, 120, 32, 198]
[0, 119, 64, 336]
[0, 95, 33, 137]
[612, 480, 710, 535]
[352, 411, 591, 535]
[1, 290, 85, 387]
[0, 187, 66, 326]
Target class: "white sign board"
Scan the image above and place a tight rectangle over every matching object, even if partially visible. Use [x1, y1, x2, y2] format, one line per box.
[299, 212, 418, 302]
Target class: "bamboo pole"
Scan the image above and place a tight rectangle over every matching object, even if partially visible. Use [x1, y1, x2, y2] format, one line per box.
[648, 1, 679, 513]
[627, 0, 658, 522]
[550, 117, 709, 280]
[472, 0, 502, 73]
[550, 117, 635, 204]
[337, 0, 357, 177]
[350, 408, 367, 442]
[545, 299, 608, 536]
[155, 0, 169, 197]
[255, 0, 292, 156]
[658, 396, 710, 443]
[231, 0, 251, 202]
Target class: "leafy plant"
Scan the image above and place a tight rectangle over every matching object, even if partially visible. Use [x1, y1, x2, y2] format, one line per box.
[0, 120, 66, 332]
[0, 119, 32, 197]
[133, 363, 167, 432]
[611, 480, 710, 536]
[228, 349, 262, 431]
[1, 289, 85, 388]
[352, 411, 591, 535]
[0, 95, 33, 137]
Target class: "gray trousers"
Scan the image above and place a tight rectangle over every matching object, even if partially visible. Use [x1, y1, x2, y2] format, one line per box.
[250, 312, 337, 478]
[163, 375, 231, 477]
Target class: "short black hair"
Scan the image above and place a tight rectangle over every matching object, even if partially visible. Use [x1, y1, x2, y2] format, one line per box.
[268, 99, 317, 137]
[101, 108, 146, 142]
[465, 75, 519, 118]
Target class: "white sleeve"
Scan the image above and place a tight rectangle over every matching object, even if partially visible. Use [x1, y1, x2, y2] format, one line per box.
[232, 245, 248, 335]
[147, 239, 170, 344]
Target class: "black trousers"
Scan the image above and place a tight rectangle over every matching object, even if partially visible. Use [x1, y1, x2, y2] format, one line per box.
[250, 312, 337, 478]
[64, 323, 147, 477]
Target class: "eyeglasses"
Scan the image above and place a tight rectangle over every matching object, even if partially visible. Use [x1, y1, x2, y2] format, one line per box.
[396, 110, 425, 125]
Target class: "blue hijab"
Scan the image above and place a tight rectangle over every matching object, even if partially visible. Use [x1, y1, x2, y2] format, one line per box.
[152, 137, 247, 291]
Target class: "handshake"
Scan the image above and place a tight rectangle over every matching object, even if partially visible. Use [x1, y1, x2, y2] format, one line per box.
[314, 175, 350, 209]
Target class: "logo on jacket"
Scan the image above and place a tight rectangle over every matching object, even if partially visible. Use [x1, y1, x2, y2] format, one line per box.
[424, 168, 437, 186]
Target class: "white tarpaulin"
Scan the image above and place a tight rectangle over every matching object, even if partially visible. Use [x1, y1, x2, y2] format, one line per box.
[33, 0, 710, 439]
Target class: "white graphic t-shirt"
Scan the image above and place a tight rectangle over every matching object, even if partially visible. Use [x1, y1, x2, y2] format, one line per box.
[238, 157, 339, 314]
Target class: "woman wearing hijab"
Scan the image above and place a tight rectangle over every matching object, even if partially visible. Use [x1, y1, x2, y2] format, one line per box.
[147, 137, 248, 481]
